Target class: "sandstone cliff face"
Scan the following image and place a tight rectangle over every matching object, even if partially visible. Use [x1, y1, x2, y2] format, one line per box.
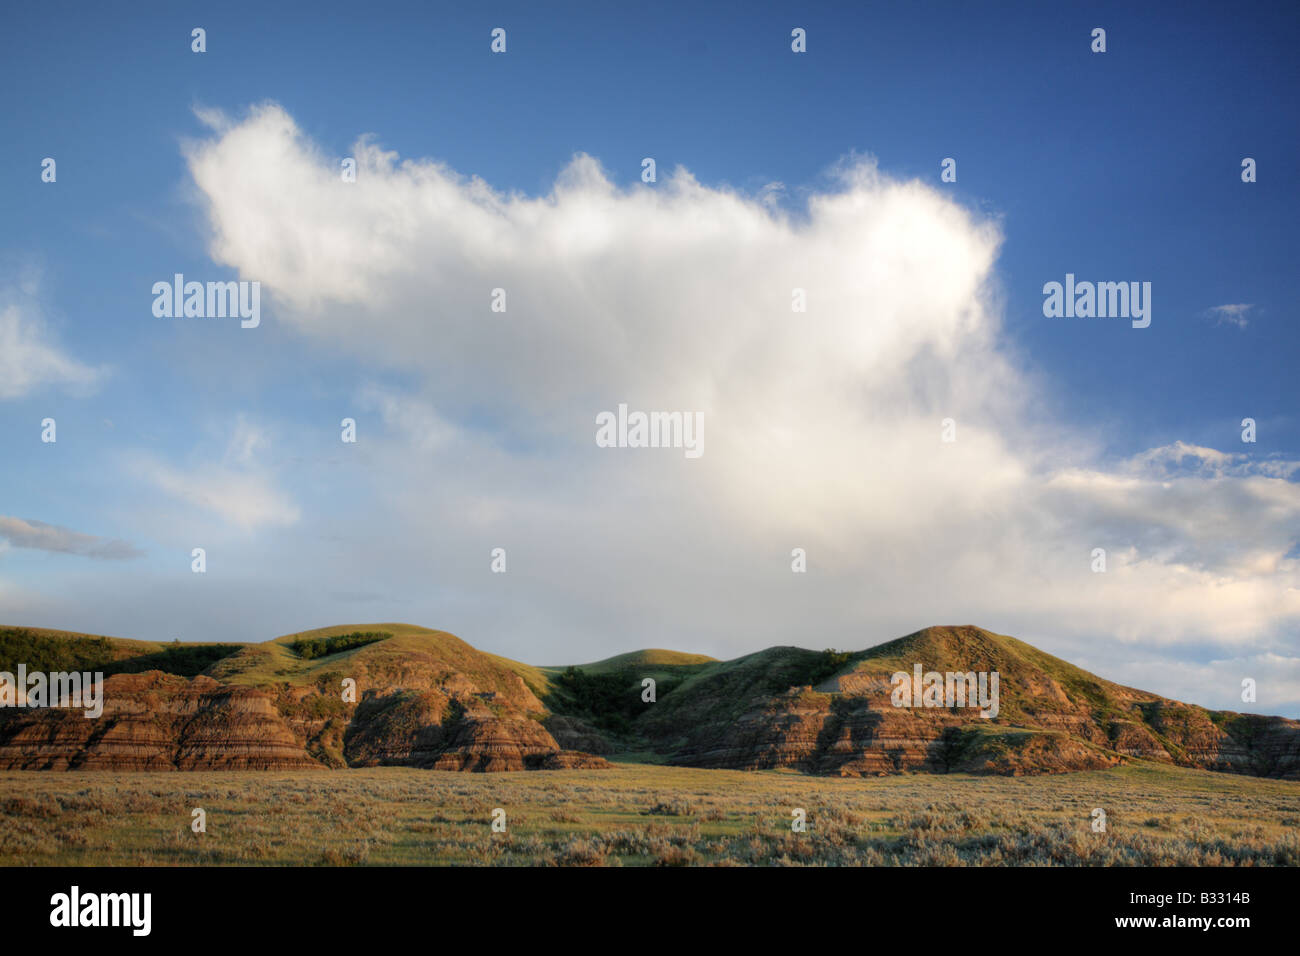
[0, 637, 614, 772]
[642, 627, 1300, 779]
[0, 673, 320, 771]
[2, 623, 1296, 779]
[665, 688, 1120, 776]
[284, 638, 612, 772]
[344, 689, 568, 772]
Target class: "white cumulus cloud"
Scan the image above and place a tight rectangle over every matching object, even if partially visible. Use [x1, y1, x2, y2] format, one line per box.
[171, 103, 1300, 707]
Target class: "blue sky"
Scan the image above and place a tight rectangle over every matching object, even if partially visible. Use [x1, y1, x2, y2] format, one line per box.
[1, 1, 1298, 714]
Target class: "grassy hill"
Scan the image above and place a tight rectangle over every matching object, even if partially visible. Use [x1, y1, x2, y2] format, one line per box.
[0, 626, 243, 678]
[2, 621, 1297, 781]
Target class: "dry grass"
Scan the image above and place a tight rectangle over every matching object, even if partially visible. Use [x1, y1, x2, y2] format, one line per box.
[0, 760, 1296, 866]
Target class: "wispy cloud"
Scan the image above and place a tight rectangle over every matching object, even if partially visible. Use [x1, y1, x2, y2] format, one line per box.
[142, 461, 300, 531]
[1208, 303, 1252, 328]
[0, 516, 142, 560]
[0, 293, 107, 399]
[128, 419, 300, 532]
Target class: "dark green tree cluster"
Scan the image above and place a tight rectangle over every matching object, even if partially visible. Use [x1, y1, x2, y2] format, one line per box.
[552, 666, 660, 736]
[0, 628, 116, 673]
[288, 631, 391, 660]
[0, 628, 241, 677]
[761, 648, 855, 694]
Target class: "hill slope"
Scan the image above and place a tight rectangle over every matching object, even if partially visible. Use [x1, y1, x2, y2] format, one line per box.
[0, 624, 603, 772]
[642, 625, 1300, 778]
[0, 623, 1296, 779]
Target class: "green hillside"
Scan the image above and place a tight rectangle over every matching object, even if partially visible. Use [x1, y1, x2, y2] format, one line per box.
[3, 621, 1297, 781]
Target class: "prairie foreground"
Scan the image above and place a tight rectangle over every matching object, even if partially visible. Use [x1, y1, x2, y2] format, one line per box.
[1, 761, 1297, 866]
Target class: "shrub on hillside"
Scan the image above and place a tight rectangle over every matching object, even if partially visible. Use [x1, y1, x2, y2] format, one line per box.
[288, 631, 390, 660]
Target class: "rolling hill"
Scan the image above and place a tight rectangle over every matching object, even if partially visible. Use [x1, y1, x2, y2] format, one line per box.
[0, 623, 1296, 779]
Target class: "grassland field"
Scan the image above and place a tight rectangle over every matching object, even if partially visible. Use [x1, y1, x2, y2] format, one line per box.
[1, 760, 1297, 867]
